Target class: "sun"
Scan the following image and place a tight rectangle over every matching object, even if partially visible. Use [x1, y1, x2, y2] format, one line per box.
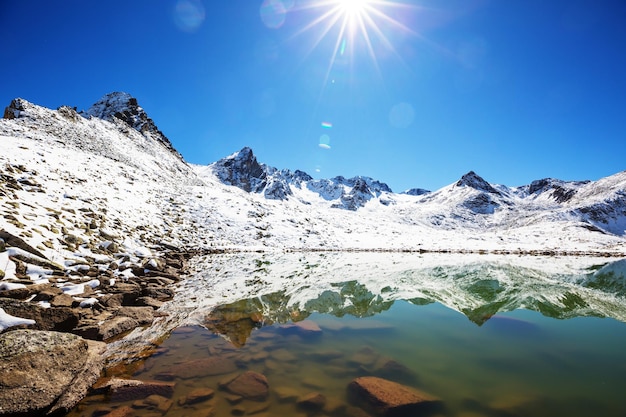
[291, 0, 417, 77]
[336, 0, 373, 18]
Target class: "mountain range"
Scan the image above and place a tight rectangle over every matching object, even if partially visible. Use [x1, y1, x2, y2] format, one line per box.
[1, 92, 625, 258]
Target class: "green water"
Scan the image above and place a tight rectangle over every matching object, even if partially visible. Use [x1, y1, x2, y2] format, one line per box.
[70, 298, 626, 417]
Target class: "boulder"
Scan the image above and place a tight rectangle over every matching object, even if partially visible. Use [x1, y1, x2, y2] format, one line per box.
[115, 306, 154, 325]
[100, 378, 175, 402]
[73, 316, 139, 341]
[0, 298, 80, 331]
[221, 371, 269, 401]
[297, 392, 327, 411]
[178, 388, 215, 406]
[347, 376, 442, 417]
[0, 329, 105, 416]
[132, 394, 173, 413]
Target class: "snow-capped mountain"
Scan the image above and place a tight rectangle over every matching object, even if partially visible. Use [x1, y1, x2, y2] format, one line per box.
[1, 93, 625, 259]
[207, 146, 395, 210]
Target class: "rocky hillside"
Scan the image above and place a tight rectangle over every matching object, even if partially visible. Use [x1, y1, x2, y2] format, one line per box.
[0, 93, 625, 296]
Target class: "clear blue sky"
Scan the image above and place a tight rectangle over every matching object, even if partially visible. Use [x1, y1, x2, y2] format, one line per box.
[1, 0, 625, 192]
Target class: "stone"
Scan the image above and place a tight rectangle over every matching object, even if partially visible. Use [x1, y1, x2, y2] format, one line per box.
[133, 394, 173, 414]
[115, 306, 154, 325]
[223, 393, 243, 405]
[142, 257, 166, 271]
[101, 293, 125, 308]
[168, 356, 238, 379]
[74, 316, 139, 341]
[134, 296, 164, 309]
[103, 378, 176, 402]
[0, 329, 105, 416]
[221, 371, 269, 401]
[31, 286, 63, 302]
[179, 388, 215, 405]
[274, 386, 301, 403]
[50, 293, 75, 307]
[142, 286, 175, 301]
[347, 376, 442, 417]
[373, 359, 418, 384]
[297, 392, 327, 411]
[0, 298, 80, 331]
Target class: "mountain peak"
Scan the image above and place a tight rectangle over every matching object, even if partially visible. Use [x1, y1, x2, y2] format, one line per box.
[456, 171, 499, 194]
[211, 147, 267, 193]
[84, 92, 181, 158]
[3, 98, 35, 120]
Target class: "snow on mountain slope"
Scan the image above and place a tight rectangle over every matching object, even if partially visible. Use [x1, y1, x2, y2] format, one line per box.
[1, 94, 625, 260]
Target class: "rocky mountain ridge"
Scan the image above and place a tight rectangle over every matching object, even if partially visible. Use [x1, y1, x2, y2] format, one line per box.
[1, 92, 625, 257]
[207, 146, 626, 237]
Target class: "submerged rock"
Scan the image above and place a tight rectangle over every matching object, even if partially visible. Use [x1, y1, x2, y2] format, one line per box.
[99, 378, 175, 402]
[221, 371, 270, 401]
[0, 329, 105, 416]
[347, 376, 442, 417]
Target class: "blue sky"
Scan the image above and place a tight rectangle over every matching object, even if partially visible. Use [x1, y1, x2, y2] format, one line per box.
[1, 0, 625, 192]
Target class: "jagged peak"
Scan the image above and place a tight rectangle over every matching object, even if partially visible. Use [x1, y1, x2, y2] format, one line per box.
[84, 92, 180, 158]
[403, 188, 431, 196]
[3, 97, 37, 120]
[456, 171, 499, 194]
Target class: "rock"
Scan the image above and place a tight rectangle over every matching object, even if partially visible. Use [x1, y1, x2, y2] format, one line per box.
[31, 286, 63, 302]
[297, 392, 327, 411]
[178, 388, 215, 406]
[221, 371, 270, 401]
[50, 293, 75, 307]
[142, 286, 175, 301]
[107, 282, 142, 304]
[274, 386, 301, 403]
[135, 296, 164, 309]
[132, 394, 173, 414]
[373, 359, 418, 384]
[0, 298, 80, 331]
[347, 376, 442, 417]
[74, 316, 139, 341]
[101, 293, 125, 308]
[0, 237, 5, 252]
[142, 257, 166, 272]
[0, 230, 47, 260]
[0, 329, 105, 416]
[115, 306, 154, 325]
[167, 356, 238, 379]
[103, 378, 176, 402]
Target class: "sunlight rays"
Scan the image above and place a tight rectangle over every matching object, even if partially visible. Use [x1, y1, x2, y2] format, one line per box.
[292, 0, 420, 89]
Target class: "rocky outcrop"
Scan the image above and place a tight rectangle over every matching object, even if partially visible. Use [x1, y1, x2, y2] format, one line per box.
[347, 376, 442, 416]
[83, 92, 181, 159]
[456, 171, 500, 195]
[0, 329, 105, 416]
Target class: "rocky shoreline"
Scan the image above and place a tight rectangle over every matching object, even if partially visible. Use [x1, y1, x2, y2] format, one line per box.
[0, 229, 194, 416]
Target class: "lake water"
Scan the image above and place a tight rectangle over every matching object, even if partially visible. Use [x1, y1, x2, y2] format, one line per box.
[68, 253, 626, 417]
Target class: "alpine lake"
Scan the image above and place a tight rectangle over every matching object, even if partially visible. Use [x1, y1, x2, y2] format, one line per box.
[67, 252, 626, 417]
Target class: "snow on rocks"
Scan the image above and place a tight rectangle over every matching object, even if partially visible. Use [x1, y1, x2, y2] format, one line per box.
[0, 307, 35, 331]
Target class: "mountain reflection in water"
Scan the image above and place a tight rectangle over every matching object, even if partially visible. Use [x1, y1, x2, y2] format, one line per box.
[75, 253, 626, 417]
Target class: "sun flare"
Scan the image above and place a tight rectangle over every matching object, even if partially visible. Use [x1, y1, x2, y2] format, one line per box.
[336, 0, 373, 18]
[293, 0, 417, 82]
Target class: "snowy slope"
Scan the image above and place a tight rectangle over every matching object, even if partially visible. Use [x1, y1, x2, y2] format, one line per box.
[0, 93, 625, 261]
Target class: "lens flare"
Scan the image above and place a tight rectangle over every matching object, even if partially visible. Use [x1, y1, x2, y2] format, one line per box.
[173, 0, 205, 32]
[319, 134, 332, 149]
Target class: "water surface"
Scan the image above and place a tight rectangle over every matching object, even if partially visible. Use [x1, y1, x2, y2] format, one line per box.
[69, 253, 626, 417]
